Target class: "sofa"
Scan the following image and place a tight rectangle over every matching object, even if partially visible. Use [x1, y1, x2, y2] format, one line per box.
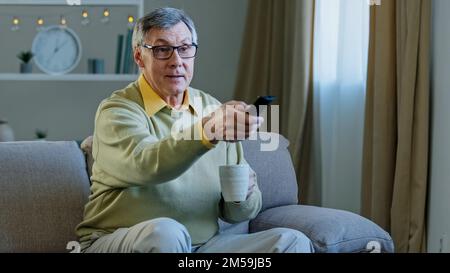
[0, 133, 394, 253]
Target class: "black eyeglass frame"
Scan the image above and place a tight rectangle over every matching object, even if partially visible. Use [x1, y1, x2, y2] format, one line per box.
[141, 43, 198, 60]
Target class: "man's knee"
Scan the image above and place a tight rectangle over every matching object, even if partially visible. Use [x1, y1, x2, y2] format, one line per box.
[270, 228, 315, 253]
[132, 217, 191, 253]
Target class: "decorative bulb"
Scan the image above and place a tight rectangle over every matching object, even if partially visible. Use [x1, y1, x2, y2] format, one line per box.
[82, 9, 89, 18]
[101, 8, 110, 24]
[11, 16, 20, 31]
[127, 15, 135, 29]
[36, 17, 45, 31]
[60, 16, 67, 26]
[81, 9, 90, 26]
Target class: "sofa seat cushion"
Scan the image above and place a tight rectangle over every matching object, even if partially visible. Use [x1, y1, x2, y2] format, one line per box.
[249, 205, 394, 253]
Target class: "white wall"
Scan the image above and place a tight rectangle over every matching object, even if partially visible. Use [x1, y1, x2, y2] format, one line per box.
[0, 0, 248, 141]
[427, 0, 450, 253]
[0, 81, 128, 141]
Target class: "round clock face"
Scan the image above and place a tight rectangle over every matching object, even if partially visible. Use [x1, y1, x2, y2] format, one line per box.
[32, 25, 82, 75]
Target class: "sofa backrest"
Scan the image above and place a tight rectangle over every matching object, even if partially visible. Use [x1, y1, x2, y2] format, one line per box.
[241, 133, 299, 211]
[0, 141, 90, 252]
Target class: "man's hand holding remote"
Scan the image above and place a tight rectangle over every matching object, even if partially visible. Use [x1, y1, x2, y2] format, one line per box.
[202, 101, 264, 144]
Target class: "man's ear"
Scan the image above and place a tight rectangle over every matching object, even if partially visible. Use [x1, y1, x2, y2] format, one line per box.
[134, 48, 145, 68]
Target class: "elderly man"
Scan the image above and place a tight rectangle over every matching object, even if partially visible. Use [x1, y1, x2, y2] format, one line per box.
[76, 7, 313, 253]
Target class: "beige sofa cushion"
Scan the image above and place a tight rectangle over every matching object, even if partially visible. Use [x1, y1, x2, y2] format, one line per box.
[0, 141, 91, 252]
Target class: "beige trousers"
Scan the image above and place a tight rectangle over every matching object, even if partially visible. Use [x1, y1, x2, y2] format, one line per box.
[84, 217, 314, 253]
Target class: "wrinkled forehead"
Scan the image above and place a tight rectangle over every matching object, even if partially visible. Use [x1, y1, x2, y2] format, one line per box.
[145, 22, 193, 45]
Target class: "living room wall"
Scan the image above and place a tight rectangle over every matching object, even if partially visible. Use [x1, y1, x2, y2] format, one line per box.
[0, 0, 248, 141]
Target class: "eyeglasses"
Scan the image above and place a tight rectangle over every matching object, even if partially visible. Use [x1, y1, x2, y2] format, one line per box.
[141, 44, 198, 60]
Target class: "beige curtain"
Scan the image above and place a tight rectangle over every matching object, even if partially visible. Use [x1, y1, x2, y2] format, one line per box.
[234, 0, 316, 204]
[362, 0, 431, 253]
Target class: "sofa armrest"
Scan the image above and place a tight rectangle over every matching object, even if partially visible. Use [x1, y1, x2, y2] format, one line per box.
[249, 205, 394, 253]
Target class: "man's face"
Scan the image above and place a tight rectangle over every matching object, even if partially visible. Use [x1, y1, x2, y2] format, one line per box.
[135, 22, 195, 98]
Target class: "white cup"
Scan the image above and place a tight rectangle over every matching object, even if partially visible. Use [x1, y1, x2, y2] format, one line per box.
[219, 164, 249, 202]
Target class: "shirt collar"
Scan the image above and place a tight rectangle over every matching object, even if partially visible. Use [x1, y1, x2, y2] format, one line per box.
[138, 74, 199, 117]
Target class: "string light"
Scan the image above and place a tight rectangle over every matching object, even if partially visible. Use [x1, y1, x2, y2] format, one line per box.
[5, 8, 137, 31]
[101, 8, 110, 24]
[82, 9, 88, 18]
[127, 15, 135, 29]
[81, 9, 90, 26]
[37, 17, 44, 26]
[36, 17, 45, 31]
[60, 15, 67, 26]
[11, 16, 20, 31]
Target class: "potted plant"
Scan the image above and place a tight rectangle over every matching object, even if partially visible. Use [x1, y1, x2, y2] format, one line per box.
[17, 51, 34, 73]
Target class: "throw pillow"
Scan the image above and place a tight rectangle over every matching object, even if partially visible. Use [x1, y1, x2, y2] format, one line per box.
[250, 205, 395, 253]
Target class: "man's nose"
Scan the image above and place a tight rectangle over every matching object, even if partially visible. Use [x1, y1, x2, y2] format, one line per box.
[168, 49, 183, 67]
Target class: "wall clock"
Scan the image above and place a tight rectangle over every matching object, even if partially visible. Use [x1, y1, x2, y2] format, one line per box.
[32, 25, 82, 75]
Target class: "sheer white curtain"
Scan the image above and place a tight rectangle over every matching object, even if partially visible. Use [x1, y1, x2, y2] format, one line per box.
[312, 0, 369, 213]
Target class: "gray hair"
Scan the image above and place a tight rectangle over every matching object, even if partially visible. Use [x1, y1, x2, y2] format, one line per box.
[132, 7, 198, 51]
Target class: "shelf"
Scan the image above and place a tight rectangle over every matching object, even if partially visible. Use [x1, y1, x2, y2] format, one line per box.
[0, 0, 141, 5]
[0, 73, 139, 81]
[0, 0, 144, 17]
